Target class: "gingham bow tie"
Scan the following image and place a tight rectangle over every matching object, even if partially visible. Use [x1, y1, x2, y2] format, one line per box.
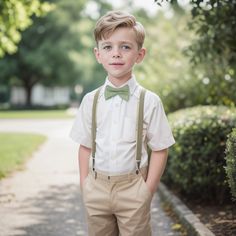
[104, 85, 130, 101]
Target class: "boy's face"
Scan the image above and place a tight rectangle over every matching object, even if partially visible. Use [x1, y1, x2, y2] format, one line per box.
[94, 27, 145, 83]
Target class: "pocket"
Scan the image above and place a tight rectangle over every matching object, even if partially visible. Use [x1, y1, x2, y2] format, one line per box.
[140, 176, 153, 199]
[122, 117, 136, 141]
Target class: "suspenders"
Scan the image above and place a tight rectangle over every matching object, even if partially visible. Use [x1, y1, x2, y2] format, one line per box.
[135, 88, 146, 171]
[91, 87, 146, 172]
[91, 87, 102, 171]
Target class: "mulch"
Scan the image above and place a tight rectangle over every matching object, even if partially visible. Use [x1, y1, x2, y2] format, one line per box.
[184, 200, 236, 236]
[168, 187, 236, 235]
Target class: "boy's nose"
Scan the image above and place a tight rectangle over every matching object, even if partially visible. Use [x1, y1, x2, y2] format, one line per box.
[113, 54, 121, 58]
[112, 48, 121, 58]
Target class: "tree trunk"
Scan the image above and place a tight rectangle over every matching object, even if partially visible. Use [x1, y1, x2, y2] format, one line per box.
[25, 85, 32, 107]
[23, 76, 41, 107]
[22, 78, 33, 108]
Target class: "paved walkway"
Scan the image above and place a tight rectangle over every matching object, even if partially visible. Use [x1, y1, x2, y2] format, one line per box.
[0, 119, 182, 236]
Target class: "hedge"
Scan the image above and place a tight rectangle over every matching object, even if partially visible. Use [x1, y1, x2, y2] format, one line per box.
[225, 128, 236, 201]
[164, 105, 236, 203]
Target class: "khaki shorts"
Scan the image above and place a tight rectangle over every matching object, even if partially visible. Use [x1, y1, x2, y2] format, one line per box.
[82, 167, 153, 236]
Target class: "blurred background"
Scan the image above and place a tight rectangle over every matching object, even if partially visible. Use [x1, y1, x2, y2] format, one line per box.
[0, 1, 235, 235]
[0, 0, 235, 113]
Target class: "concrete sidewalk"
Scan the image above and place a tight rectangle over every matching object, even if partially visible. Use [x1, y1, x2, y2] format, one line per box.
[0, 119, 183, 236]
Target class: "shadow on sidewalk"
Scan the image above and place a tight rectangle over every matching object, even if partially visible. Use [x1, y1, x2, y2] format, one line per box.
[15, 184, 87, 236]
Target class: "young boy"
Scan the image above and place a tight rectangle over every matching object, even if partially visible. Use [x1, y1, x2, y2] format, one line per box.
[70, 10, 175, 236]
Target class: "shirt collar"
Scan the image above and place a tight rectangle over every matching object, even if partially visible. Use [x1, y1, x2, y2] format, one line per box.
[102, 74, 139, 98]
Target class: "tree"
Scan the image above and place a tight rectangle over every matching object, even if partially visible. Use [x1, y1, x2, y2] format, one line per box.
[0, 0, 52, 58]
[184, 0, 236, 68]
[155, 0, 236, 107]
[0, 0, 88, 106]
[186, 0, 236, 106]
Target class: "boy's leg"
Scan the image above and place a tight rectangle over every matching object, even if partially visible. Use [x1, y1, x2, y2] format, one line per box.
[82, 174, 119, 236]
[86, 212, 118, 236]
[113, 170, 153, 236]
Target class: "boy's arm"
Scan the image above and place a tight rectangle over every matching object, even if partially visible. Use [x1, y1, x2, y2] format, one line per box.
[79, 144, 91, 189]
[145, 148, 168, 194]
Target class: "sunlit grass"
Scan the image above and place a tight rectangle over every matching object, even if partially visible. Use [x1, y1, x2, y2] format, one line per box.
[0, 110, 75, 119]
[0, 132, 47, 179]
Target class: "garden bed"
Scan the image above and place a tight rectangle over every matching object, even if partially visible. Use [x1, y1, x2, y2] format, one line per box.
[186, 200, 236, 236]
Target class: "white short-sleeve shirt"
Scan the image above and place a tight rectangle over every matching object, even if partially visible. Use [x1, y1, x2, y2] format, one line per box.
[70, 75, 175, 175]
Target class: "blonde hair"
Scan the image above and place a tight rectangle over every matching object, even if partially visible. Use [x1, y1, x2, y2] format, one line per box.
[94, 10, 145, 49]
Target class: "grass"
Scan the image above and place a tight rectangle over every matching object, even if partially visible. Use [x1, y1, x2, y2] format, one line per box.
[0, 110, 74, 119]
[0, 132, 47, 179]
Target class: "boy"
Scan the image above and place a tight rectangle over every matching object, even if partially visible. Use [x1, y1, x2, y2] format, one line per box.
[70, 10, 175, 236]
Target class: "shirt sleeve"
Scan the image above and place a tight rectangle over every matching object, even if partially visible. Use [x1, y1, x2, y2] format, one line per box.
[146, 95, 175, 151]
[69, 93, 92, 148]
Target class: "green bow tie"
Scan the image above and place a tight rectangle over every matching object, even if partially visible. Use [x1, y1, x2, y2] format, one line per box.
[104, 85, 130, 101]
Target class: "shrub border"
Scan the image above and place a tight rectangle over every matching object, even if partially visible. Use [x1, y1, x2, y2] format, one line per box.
[225, 127, 236, 200]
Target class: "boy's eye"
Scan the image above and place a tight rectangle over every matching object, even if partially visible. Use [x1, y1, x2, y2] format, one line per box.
[121, 45, 131, 50]
[103, 45, 112, 50]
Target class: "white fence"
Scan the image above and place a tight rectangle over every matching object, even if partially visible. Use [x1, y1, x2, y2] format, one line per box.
[11, 84, 71, 106]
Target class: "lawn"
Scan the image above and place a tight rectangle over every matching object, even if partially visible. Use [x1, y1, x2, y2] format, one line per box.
[0, 109, 75, 119]
[0, 132, 47, 179]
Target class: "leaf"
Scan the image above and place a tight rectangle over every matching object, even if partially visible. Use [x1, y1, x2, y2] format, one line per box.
[172, 223, 182, 230]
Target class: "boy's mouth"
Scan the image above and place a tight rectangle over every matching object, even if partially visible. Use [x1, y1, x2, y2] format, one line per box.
[109, 62, 124, 65]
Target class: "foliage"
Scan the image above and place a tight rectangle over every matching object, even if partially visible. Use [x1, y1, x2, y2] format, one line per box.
[0, 0, 53, 57]
[186, 0, 236, 68]
[0, 85, 10, 103]
[0, 0, 89, 106]
[0, 132, 46, 178]
[186, 0, 236, 107]
[225, 128, 236, 201]
[164, 105, 236, 203]
[154, 0, 236, 109]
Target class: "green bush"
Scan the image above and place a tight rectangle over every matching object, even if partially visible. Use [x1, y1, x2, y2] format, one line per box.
[225, 128, 236, 201]
[164, 105, 236, 203]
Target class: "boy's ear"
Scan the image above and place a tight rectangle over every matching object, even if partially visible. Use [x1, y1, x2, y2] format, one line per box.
[136, 48, 146, 64]
[94, 47, 102, 64]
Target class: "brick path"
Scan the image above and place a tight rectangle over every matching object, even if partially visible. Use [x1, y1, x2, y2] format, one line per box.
[0, 119, 183, 236]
